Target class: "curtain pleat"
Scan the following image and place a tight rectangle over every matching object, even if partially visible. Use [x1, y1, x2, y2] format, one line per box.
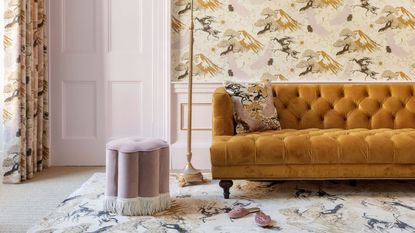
[2, 0, 49, 183]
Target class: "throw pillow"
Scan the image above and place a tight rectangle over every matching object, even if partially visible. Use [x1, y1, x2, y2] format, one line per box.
[224, 80, 281, 134]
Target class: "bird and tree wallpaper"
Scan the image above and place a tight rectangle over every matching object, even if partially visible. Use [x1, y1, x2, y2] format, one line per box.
[171, 0, 415, 82]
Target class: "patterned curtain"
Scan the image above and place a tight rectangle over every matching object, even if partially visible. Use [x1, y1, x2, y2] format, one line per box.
[2, 0, 49, 183]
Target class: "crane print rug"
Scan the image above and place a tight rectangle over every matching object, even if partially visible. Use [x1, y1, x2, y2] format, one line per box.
[28, 173, 415, 233]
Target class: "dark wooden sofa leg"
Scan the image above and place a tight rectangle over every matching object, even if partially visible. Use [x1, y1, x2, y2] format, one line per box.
[219, 180, 233, 199]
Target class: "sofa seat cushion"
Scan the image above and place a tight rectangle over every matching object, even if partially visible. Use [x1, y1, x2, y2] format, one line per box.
[210, 128, 415, 166]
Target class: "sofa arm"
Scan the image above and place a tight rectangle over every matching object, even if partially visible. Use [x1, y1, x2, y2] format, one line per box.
[212, 87, 234, 136]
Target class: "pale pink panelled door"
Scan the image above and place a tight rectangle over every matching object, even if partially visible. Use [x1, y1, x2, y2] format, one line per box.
[50, 0, 168, 165]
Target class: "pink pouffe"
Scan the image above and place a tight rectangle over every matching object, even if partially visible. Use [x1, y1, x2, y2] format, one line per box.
[104, 137, 170, 216]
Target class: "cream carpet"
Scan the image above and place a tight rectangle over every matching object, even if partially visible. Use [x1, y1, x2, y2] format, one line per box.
[0, 167, 104, 233]
[28, 173, 415, 233]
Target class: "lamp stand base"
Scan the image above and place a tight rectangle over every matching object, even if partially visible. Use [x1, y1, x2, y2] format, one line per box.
[177, 163, 204, 187]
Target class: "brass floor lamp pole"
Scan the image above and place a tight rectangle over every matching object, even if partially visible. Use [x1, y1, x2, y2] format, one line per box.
[178, 0, 204, 187]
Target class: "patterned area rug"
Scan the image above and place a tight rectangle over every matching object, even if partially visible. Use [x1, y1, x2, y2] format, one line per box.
[28, 173, 415, 233]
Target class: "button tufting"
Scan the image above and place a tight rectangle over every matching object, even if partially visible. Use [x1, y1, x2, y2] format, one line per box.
[352, 102, 358, 108]
[387, 88, 392, 97]
[316, 90, 321, 97]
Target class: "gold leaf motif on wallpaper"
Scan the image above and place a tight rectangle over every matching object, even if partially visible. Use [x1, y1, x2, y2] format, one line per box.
[218, 30, 263, 55]
[354, 30, 380, 53]
[318, 51, 343, 74]
[296, 0, 343, 11]
[238, 31, 263, 53]
[376, 6, 415, 32]
[175, 0, 220, 15]
[194, 54, 222, 76]
[261, 73, 288, 81]
[320, 0, 343, 9]
[334, 29, 380, 55]
[256, 8, 300, 35]
[2, 109, 13, 122]
[297, 49, 342, 76]
[397, 7, 415, 29]
[382, 70, 412, 80]
[172, 16, 185, 33]
[196, 0, 221, 11]
[4, 35, 13, 48]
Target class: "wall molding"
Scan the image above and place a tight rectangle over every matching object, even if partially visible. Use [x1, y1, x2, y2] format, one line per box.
[170, 82, 222, 170]
[180, 103, 212, 131]
[171, 82, 222, 93]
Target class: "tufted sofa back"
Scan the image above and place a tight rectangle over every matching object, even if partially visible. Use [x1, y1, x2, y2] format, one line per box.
[272, 84, 415, 129]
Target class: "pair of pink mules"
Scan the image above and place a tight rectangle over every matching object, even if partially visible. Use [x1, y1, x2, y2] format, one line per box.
[228, 207, 272, 227]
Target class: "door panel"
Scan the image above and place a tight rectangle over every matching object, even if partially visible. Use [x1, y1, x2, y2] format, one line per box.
[108, 81, 143, 138]
[104, 0, 155, 139]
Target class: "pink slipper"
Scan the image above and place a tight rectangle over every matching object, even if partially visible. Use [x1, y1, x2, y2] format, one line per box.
[255, 211, 272, 227]
[228, 207, 260, 219]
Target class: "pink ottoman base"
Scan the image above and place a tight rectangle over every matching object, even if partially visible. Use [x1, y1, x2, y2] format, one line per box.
[104, 137, 170, 216]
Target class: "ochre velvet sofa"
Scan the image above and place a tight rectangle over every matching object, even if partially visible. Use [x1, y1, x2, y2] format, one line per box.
[211, 84, 415, 198]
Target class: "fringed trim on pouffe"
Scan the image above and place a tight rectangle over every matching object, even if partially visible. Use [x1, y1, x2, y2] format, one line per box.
[104, 193, 170, 216]
[158, 193, 171, 211]
[103, 196, 117, 213]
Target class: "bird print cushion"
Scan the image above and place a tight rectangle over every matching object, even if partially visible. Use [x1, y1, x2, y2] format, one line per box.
[224, 80, 281, 134]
